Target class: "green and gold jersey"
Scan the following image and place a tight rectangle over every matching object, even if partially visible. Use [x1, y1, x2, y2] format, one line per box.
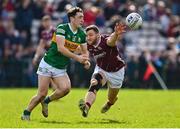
[44, 23, 86, 69]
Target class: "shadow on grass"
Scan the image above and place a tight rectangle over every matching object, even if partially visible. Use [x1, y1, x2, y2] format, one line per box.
[39, 118, 127, 125]
[40, 120, 70, 124]
[77, 118, 127, 124]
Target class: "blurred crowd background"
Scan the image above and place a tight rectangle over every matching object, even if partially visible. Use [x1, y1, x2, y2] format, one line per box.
[0, 0, 179, 89]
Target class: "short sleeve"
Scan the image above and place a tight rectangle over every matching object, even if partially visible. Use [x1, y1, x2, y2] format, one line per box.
[56, 25, 65, 36]
[41, 30, 47, 40]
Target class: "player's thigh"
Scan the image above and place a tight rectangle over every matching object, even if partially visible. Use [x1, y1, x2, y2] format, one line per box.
[53, 74, 71, 90]
[37, 58, 52, 77]
[107, 67, 125, 88]
[50, 79, 57, 88]
[37, 75, 51, 95]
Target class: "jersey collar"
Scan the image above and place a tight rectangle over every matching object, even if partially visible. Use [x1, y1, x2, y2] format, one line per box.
[68, 23, 78, 34]
[93, 35, 101, 48]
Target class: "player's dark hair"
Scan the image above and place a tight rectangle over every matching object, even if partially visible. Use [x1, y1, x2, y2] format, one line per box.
[67, 7, 83, 22]
[85, 25, 99, 33]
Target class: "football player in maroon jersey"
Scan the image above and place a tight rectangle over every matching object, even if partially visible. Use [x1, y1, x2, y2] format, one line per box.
[79, 23, 126, 117]
[32, 15, 57, 90]
[32, 15, 55, 65]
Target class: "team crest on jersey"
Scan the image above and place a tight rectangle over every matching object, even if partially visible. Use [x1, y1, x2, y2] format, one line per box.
[72, 36, 76, 42]
[67, 35, 71, 38]
[78, 37, 81, 42]
[97, 47, 102, 50]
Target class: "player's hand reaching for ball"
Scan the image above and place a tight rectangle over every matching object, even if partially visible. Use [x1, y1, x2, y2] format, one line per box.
[114, 22, 126, 35]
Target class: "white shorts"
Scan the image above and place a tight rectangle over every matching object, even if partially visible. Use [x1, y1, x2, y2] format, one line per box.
[93, 65, 125, 88]
[37, 58, 67, 77]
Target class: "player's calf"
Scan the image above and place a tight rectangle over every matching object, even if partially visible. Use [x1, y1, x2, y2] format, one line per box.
[101, 97, 118, 113]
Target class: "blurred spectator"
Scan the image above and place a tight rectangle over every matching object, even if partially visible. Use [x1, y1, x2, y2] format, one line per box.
[166, 37, 179, 53]
[142, 0, 157, 21]
[15, 0, 33, 46]
[138, 51, 148, 88]
[171, 0, 180, 16]
[165, 51, 177, 88]
[176, 53, 180, 86]
[126, 55, 139, 88]
[83, 3, 97, 26]
[159, 8, 171, 37]
[156, 1, 166, 18]
[0, 19, 5, 49]
[32, 0, 46, 19]
[95, 8, 105, 27]
[3, 19, 21, 45]
[104, 0, 117, 20]
[1, 0, 15, 20]
[57, 0, 70, 12]
[167, 15, 180, 37]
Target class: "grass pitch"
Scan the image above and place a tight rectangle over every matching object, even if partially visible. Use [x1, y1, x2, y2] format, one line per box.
[0, 88, 180, 128]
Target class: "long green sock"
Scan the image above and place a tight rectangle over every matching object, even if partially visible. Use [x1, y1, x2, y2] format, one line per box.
[44, 96, 51, 104]
[24, 110, 31, 115]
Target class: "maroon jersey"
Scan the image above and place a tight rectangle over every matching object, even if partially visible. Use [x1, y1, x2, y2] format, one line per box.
[41, 26, 55, 49]
[88, 35, 125, 72]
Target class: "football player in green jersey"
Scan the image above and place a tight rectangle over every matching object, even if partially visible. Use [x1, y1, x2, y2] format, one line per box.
[21, 7, 90, 121]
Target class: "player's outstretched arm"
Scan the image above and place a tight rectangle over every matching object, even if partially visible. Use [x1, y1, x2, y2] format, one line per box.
[56, 35, 89, 64]
[32, 39, 46, 65]
[107, 22, 126, 47]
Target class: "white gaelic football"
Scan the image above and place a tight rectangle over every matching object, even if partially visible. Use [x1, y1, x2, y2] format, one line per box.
[126, 12, 142, 29]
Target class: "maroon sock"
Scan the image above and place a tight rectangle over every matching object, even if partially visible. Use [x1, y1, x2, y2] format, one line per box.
[86, 102, 91, 109]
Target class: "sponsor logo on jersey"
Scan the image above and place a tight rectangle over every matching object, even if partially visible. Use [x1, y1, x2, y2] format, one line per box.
[65, 39, 79, 52]
[94, 52, 106, 61]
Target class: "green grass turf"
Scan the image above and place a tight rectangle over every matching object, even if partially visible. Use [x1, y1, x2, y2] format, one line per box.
[0, 88, 180, 128]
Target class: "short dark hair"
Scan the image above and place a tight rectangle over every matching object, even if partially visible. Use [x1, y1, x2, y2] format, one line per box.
[85, 25, 99, 33]
[67, 7, 83, 22]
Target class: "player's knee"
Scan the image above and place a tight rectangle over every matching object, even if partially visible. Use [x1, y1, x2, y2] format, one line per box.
[37, 94, 47, 101]
[90, 78, 98, 86]
[63, 86, 71, 95]
[93, 73, 103, 84]
[89, 73, 103, 93]
[56, 86, 70, 96]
